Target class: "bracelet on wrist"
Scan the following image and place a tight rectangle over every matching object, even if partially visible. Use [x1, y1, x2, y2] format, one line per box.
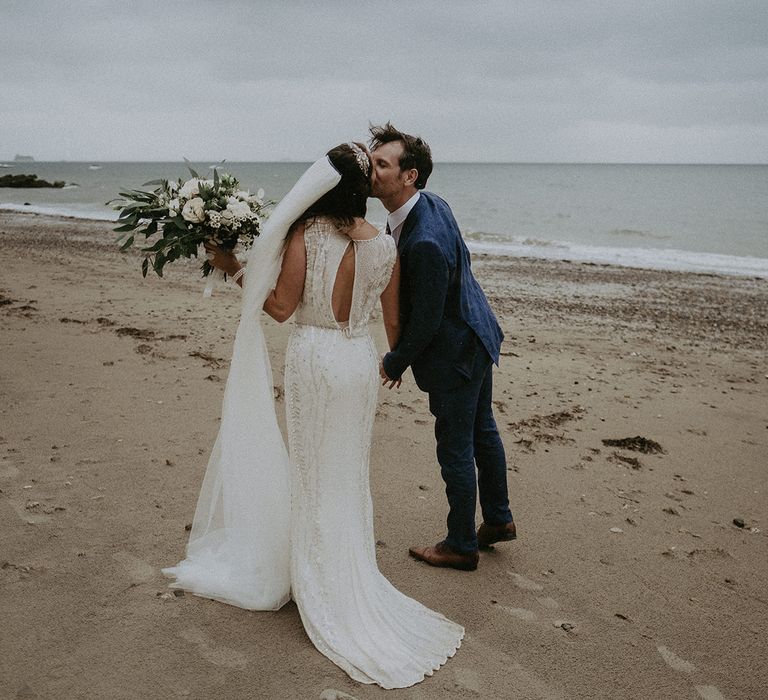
[230, 267, 245, 284]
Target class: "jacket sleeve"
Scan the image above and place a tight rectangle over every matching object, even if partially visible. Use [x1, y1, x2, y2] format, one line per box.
[382, 239, 449, 381]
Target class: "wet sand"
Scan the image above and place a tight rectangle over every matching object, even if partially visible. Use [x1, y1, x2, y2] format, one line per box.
[1, 210, 766, 699]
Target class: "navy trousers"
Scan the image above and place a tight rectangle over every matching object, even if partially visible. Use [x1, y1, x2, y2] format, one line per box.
[427, 353, 513, 553]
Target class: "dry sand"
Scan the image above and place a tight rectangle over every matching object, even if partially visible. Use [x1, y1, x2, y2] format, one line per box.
[1, 210, 766, 700]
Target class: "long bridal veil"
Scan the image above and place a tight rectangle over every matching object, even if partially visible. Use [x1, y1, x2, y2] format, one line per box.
[162, 157, 342, 610]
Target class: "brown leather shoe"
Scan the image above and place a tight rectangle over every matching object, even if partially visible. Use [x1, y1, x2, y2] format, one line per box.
[408, 541, 479, 571]
[477, 520, 517, 549]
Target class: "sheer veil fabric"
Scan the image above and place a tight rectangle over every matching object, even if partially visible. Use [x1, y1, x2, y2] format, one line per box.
[162, 157, 342, 610]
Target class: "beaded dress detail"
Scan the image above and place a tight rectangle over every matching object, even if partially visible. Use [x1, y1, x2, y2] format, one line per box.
[285, 217, 464, 689]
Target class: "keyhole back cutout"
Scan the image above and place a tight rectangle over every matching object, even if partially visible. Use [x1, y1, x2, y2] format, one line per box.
[330, 241, 355, 325]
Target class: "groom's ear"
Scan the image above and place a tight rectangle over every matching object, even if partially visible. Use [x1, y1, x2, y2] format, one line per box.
[403, 168, 419, 187]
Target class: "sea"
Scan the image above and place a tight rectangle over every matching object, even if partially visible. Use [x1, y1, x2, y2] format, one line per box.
[1, 161, 766, 279]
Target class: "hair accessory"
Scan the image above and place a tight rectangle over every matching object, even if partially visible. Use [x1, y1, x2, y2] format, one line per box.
[347, 142, 370, 176]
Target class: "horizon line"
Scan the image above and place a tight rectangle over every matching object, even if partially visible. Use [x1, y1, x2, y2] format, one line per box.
[2, 159, 767, 166]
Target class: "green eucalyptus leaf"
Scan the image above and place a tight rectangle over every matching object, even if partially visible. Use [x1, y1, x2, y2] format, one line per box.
[118, 207, 138, 220]
[154, 251, 166, 277]
[141, 258, 149, 277]
[119, 235, 135, 251]
[183, 157, 200, 179]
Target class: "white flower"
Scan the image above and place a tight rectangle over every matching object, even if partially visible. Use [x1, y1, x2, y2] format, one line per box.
[181, 197, 206, 223]
[179, 178, 200, 200]
[168, 181, 179, 193]
[179, 178, 213, 200]
[168, 197, 180, 216]
[235, 190, 250, 201]
[226, 201, 251, 220]
[219, 209, 235, 227]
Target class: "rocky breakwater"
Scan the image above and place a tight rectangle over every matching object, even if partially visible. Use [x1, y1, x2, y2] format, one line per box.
[0, 173, 65, 188]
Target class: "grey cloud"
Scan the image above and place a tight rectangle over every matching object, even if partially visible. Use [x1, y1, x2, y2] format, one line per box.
[1, 0, 766, 161]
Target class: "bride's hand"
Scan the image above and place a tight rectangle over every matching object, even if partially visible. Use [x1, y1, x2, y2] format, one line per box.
[204, 242, 241, 276]
[379, 358, 402, 389]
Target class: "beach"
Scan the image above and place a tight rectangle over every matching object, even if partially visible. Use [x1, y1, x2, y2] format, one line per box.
[1, 210, 766, 699]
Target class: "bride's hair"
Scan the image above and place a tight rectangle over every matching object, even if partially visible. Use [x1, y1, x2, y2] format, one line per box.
[294, 143, 371, 230]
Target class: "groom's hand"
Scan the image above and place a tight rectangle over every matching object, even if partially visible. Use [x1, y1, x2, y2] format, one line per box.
[379, 358, 402, 389]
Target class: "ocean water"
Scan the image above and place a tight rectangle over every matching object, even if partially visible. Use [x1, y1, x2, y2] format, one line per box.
[1, 161, 766, 278]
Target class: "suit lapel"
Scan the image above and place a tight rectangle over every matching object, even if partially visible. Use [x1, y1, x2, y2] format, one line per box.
[397, 194, 427, 250]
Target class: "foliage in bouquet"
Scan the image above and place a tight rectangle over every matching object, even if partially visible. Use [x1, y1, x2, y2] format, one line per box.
[109, 160, 272, 278]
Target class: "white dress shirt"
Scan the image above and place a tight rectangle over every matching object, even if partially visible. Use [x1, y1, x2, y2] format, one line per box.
[386, 191, 420, 245]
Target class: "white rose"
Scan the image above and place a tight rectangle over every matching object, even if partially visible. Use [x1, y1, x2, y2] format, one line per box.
[178, 178, 200, 200]
[227, 201, 251, 219]
[181, 197, 206, 223]
[219, 209, 235, 226]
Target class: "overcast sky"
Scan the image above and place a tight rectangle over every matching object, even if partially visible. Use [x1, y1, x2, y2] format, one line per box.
[2, 1, 767, 162]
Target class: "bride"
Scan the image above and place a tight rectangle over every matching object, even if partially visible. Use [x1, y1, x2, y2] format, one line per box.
[163, 143, 463, 689]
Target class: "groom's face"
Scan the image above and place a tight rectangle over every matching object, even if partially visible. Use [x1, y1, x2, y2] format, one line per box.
[370, 141, 409, 200]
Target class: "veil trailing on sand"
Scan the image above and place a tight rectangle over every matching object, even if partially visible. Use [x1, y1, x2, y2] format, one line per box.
[162, 157, 342, 609]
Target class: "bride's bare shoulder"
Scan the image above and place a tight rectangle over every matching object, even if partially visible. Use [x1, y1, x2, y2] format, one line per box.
[346, 218, 380, 241]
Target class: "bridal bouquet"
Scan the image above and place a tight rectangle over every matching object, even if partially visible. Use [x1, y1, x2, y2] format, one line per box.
[110, 160, 271, 279]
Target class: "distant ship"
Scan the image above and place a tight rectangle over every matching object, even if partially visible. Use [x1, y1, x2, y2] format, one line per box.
[88, 164, 102, 170]
[13, 154, 34, 162]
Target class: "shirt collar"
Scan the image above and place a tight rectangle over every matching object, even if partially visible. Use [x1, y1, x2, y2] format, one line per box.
[387, 191, 421, 233]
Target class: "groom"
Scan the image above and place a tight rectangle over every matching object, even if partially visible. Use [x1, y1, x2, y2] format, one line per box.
[370, 123, 516, 572]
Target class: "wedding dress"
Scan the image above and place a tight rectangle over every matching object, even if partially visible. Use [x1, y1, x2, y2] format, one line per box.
[285, 217, 463, 688]
[163, 157, 462, 689]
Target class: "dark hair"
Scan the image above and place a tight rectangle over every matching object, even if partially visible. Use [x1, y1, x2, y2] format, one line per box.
[295, 142, 371, 228]
[368, 122, 433, 189]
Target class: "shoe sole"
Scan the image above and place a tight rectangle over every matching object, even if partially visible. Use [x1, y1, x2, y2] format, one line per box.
[478, 533, 517, 550]
[408, 549, 478, 571]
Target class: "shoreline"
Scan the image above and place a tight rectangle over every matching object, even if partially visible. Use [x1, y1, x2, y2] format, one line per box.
[1, 211, 766, 698]
[3, 207, 767, 281]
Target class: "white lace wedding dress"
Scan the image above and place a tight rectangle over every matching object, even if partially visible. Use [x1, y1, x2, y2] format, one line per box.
[285, 217, 463, 688]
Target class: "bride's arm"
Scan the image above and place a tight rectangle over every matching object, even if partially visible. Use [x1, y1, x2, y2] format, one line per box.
[380, 255, 401, 350]
[262, 223, 306, 322]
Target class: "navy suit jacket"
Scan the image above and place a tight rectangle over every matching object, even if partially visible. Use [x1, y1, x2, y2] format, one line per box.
[382, 191, 504, 392]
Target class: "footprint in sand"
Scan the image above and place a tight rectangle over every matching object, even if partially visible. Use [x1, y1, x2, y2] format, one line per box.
[657, 645, 697, 673]
[0, 463, 20, 479]
[453, 667, 483, 692]
[536, 596, 560, 610]
[8, 500, 52, 525]
[500, 606, 537, 622]
[320, 690, 360, 700]
[179, 628, 249, 669]
[695, 686, 728, 700]
[112, 551, 155, 584]
[507, 572, 544, 592]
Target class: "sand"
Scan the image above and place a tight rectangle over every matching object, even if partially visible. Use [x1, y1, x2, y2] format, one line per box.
[1, 210, 766, 700]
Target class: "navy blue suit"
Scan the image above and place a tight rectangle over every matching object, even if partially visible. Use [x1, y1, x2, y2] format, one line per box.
[382, 192, 513, 553]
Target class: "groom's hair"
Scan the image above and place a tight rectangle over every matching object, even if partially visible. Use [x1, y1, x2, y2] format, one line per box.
[369, 122, 432, 189]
